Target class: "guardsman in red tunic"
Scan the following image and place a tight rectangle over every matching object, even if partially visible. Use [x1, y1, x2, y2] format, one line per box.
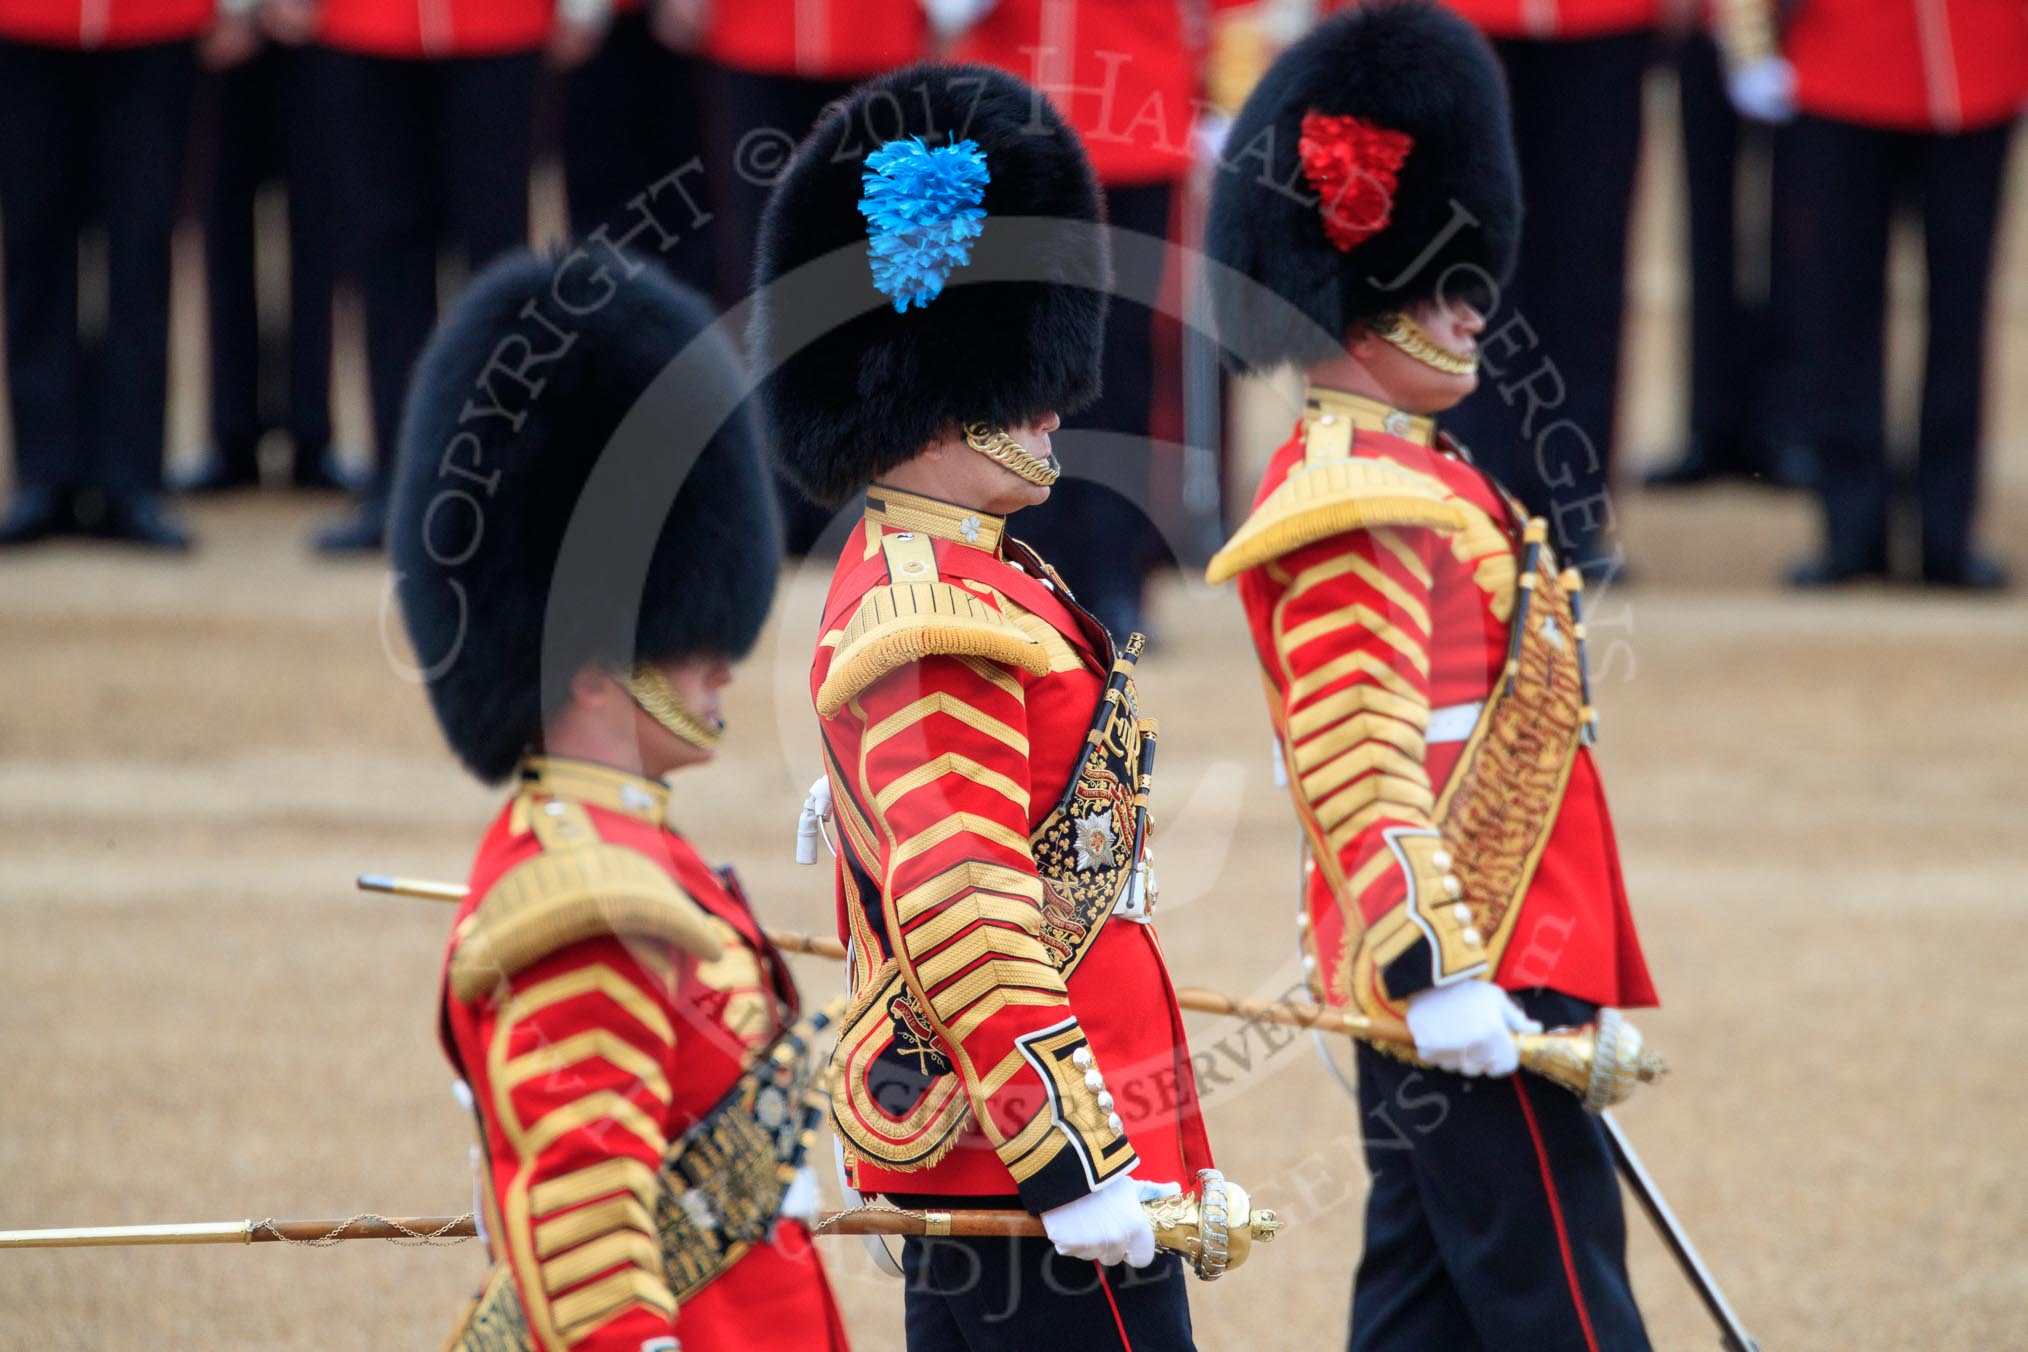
[389, 253, 849, 1351]
[682, 0, 925, 552]
[557, 0, 718, 300]
[1642, 0, 1807, 492]
[691, 0, 925, 307]
[752, 64, 1215, 1348]
[307, 0, 573, 552]
[1716, 0, 2027, 588]
[1205, 7, 1656, 1348]
[1322, 0, 1660, 578]
[0, 0, 214, 549]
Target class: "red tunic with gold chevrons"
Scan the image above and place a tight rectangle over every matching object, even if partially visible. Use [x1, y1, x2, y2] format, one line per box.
[1213, 389, 1656, 1021]
[811, 487, 1212, 1212]
[440, 757, 849, 1352]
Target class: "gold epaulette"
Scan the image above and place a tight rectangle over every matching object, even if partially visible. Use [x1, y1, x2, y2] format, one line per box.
[449, 821, 724, 1002]
[1206, 455, 1466, 585]
[816, 534, 1048, 717]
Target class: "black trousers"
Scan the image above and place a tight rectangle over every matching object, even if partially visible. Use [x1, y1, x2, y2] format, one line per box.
[903, 1232, 1195, 1351]
[1350, 991, 1648, 1352]
[202, 43, 340, 473]
[0, 38, 195, 497]
[1781, 114, 2014, 577]
[561, 9, 714, 297]
[1676, 28, 1786, 469]
[1007, 180, 1173, 634]
[1442, 31, 1651, 570]
[325, 47, 539, 500]
[704, 62, 856, 551]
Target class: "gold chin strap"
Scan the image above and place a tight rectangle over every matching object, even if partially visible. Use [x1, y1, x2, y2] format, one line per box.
[624, 663, 724, 751]
[962, 422, 1060, 487]
[1374, 312, 1479, 377]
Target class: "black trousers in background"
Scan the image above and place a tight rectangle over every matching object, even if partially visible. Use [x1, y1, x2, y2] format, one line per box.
[1350, 990, 1649, 1352]
[705, 62, 855, 551]
[903, 1232, 1195, 1351]
[203, 43, 340, 475]
[0, 38, 195, 498]
[1676, 28, 1787, 469]
[1442, 31, 1650, 571]
[1781, 114, 2014, 578]
[561, 9, 714, 297]
[325, 48, 539, 501]
[1005, 180, 1173, 636]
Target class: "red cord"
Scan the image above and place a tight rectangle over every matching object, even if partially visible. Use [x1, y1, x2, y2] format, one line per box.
[1096, 1263, 1135, 1351]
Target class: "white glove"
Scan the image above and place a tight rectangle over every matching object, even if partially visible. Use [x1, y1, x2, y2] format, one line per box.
[778, 1166, 820, 1227]
[1726, 56, 1796, 124]
[921, 0, 995, 40]
[1039, 1175, 1179, 1268]
[795, 774, 831, 865]
[1405, 982, 1541, 1078]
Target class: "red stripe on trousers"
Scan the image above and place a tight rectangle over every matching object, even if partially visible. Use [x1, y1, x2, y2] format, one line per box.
[1096, 1264, 1134, 1350]
[1513, 1077, 1602, 1352]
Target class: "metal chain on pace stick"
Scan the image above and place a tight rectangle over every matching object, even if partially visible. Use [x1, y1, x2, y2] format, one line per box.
[251, 1213, 476, 1247]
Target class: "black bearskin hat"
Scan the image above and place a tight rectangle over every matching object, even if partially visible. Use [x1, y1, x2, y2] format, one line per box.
[1207, 0, 1520, 374]
[391, 251, 778, 784]
[750, 63, 1110, 508]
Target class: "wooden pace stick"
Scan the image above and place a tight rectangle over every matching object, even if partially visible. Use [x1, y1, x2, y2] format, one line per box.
[354, 874, 1665, 1111]
[357, 874, 851, 960]
[0, 1175, 1285, 1280]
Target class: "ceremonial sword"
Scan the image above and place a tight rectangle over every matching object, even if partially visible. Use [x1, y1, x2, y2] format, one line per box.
[1602, 1114, 1763, 1352]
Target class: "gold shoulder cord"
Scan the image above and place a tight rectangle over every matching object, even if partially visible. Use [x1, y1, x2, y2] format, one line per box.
[962, 422, 1060, 487]
[625, 664, 724, 751]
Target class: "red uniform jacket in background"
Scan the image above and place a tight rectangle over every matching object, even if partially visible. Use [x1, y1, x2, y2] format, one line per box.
[441, 758, 849, 1352]
[811, 488, 1212, 1210]
[1784, 0, 2028, 133]
[0, 0, 210, 45]
[1219, 393, 1656, 1017]
[1325, 0, 1660, 39]
[950, 0, 1249, 184]
[704, 0, 924, 79]
[317, 0, 553, 57]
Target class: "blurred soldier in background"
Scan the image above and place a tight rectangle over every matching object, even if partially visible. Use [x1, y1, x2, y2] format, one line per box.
[1720, 0, 2027, 589]
[691, 0, 925, 551]
[1643, 0, 1807, 490]
[393, 252, 848, 1351]
[303, 0, 565, 552]
[179, 2, 348, 494]
[1207, 5, 1657, 1346]
[0, 0, 212, 549]
[559, 0, 716, 298]
[942, 0, 1244, 639]
[1329, 0, 1660, 579]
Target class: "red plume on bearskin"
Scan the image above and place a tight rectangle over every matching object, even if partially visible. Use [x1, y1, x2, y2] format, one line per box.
[1206, 0, 1520, 375]
[1299, 111, 1415, 253]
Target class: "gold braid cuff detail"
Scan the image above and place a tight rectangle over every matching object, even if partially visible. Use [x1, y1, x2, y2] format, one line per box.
[625, 664, 724, 751]
[962, 422, 1060, 487]
[1374, 312, 1479, 377]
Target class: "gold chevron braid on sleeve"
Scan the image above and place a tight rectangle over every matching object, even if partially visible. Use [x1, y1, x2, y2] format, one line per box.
[448, 843, 724, 1001]
[1206, 458, 1466, 584]
[816, 581, 1049, 717]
